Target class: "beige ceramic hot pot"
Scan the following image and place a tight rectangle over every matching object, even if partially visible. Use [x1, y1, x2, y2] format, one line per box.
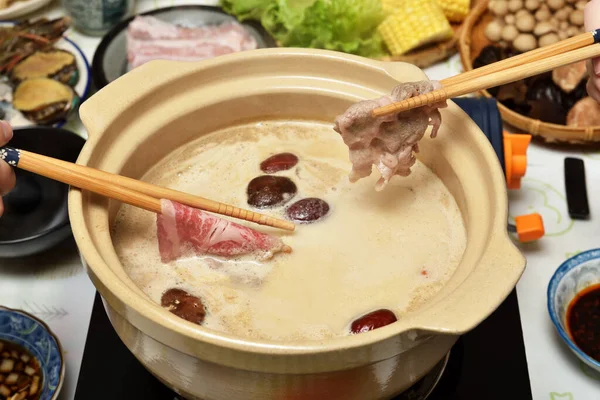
[69, 48, 526, 400]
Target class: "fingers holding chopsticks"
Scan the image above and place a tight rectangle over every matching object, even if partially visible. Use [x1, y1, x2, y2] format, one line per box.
[0, 120, 16, 217]
[585, 0, 600, 102]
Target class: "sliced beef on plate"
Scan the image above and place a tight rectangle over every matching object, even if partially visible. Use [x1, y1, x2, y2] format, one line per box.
[333, 80, 447, 191]
[157, 200, 290, 263]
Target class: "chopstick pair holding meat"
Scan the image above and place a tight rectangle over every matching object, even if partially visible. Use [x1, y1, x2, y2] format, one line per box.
[0, 147, 293, 263]
[372, 30, 600, 118]
[334, 30, 600, 191]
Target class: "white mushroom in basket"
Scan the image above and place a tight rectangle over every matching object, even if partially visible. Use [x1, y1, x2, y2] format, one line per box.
[524, 0, 539, 10]
[508, 0, 524, 12]
[485, 20, 505, 41]
[489, 0, 509, 15]
[547, 0, 565, 10]
[539, 32, 560, 47]
[516, 11, 535, 31]
[513, 33, 537, 51]
[485, 0, 588, 52]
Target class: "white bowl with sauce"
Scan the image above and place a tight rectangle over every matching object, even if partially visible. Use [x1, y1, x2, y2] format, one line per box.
[68, 48, 526, 400]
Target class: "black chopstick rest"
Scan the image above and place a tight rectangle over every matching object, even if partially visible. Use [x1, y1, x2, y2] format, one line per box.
[564, 157, 590, 220]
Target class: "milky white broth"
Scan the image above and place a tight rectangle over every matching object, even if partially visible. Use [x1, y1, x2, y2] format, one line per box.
[111, 120, 467, 341]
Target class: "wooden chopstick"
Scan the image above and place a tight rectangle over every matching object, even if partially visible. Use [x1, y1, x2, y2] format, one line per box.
[372, 32, 600, 118]
[442, 29, 600, 87]
[1, 147, 296, 232]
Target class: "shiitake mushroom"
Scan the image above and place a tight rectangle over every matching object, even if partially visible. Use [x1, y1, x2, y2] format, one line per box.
[524, 76, 568, 124]
[473, 45, 588, 125]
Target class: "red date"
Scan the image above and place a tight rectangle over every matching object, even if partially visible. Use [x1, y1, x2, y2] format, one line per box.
[286, 198, 330, 223]
[247, 175, 297, 208]
[161, 288, 206, 325]
[260, 153, 299, 174]
[350, 309, 397, 334]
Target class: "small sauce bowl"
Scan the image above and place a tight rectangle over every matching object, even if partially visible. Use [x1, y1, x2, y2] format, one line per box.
[0, 307, 64, 399]
[548, 249, 600, 372]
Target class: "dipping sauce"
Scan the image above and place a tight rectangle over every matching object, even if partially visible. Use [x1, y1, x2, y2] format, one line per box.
[566, 283, 600, 362]
[0, 339, 42, 400]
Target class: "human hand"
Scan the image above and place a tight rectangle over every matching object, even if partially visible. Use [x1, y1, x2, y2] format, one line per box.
[0, 120, 16, 217]
[586, 0, 600, 102]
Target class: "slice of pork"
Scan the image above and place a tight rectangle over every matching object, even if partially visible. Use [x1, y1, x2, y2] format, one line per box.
[334, 80, 447, 191]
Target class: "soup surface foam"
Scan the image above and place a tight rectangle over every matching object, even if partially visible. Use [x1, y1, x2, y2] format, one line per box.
[112, 120, 466, 341]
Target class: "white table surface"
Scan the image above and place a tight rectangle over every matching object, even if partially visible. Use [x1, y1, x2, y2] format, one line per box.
[3, 1, 600, 399]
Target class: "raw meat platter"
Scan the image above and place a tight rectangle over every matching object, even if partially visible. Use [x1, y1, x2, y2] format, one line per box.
[91, 5, 277, 90]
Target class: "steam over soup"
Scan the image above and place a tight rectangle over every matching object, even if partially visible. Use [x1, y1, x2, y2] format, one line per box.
[111, 120, 466, 341]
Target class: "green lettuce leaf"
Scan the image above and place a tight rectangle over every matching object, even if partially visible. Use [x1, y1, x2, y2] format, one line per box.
[261, 0, 317, 41]
[220, 0, 273, 21]
[281, 0, 385, 57]
[220, 0, 386, 57]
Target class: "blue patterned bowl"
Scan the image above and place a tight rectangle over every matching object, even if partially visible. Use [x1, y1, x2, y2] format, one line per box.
[548, 249, 600, 372]
[0, 307, 64, 399]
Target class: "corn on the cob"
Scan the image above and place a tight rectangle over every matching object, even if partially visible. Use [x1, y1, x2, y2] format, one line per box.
[377, 0, 453, 56]
[435, 0, 470, 22]
[381, 0, 402, 14]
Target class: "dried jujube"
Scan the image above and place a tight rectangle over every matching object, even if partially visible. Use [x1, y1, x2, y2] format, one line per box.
[286, 198, 330, 223]
[247, 176, 297, 208]
[161, 288, 206, 325]
[350, 309, 398, 334]
[260, 153, 299, 173]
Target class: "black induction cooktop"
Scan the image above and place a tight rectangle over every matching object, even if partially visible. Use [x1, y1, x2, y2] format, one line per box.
[74, 289, 532, 400]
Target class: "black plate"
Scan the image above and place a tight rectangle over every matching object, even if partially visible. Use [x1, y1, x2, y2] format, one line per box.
[92, 5, 277, 90]
[0, 127, 86, 258]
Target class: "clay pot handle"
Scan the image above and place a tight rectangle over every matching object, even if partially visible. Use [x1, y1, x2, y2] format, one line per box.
[79, 60, 200, 140]
[376, 60, 430, 84]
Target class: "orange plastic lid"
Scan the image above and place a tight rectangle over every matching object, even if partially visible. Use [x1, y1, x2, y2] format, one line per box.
[504, 132, 531, 190]
[515, 213, 545, 242]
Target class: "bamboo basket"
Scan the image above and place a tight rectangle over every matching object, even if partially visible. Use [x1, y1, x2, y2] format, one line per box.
[457, 0, 600, 144]
[376, 0, 483, 68]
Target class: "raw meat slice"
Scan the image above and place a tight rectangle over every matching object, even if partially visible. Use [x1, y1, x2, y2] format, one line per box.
[157, 200, 290, 263]
[126, 16, 257, 69]
[333, 80, 447, 191]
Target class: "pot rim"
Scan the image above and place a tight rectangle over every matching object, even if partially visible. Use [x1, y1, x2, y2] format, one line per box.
[69, 47, 526, 358]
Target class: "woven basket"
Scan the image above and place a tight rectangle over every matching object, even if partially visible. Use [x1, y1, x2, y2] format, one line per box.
[376, 0, 483, 68]
[457, 0, 600, 144]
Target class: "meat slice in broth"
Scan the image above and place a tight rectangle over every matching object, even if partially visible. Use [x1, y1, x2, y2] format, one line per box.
[156, 200, 290, 263]
[334, 80, 447, 191]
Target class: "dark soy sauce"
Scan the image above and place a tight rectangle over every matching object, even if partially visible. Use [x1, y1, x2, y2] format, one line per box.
[567, 283, 600, 362]
[0, 339, 43, 400]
